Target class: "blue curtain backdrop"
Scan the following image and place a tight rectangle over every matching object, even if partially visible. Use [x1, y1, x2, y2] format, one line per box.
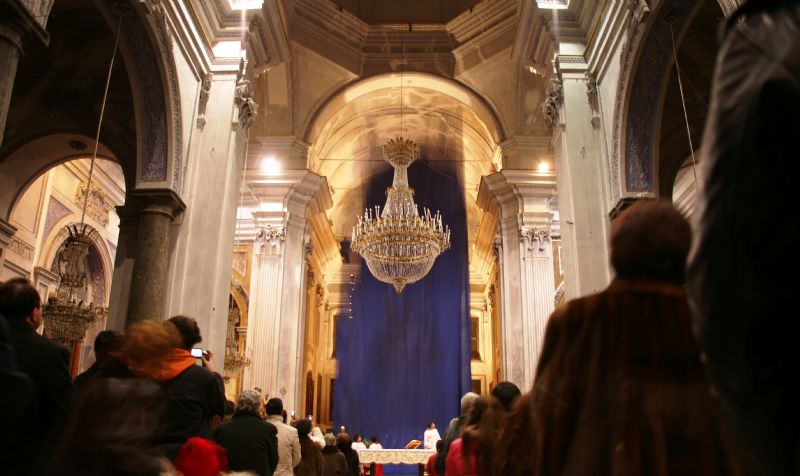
[334, 159, 471, 467]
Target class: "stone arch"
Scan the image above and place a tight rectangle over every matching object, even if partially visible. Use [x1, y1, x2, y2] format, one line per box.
[0, 134, 122, 221]
[305, 72, 506, 148]
[614, 0, 726, 200]
[304, 72, 506, 241]
[93, 0, 183, 192]
[41, 221, 116, 303]
[39, 223, 114, 305]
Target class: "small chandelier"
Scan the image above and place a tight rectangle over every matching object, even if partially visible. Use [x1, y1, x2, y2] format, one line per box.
[43, 224, 106, 346]
[351, 138, 451, 293]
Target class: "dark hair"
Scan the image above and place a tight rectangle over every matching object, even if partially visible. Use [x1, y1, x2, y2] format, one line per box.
[427, 421, 435, 429]
[610, 199, 691, 284]
[461, 396, 504, 476]
[491, 381, 521, 412]
[225, 400, 235, 417]
[94, 330, 126, 359]
[265, 397, 283, 416]
[293, 418, 312, 437]
[436, 439, 444, 452]
[371, 435, 379, 443]
[166, 315, 202, 350]
[353, 433, 362, 442]
[0, 278, 41, 320]
[336, 432, 351, 447]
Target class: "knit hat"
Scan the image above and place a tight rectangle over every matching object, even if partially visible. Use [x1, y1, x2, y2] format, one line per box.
[175, 437, 228, 476]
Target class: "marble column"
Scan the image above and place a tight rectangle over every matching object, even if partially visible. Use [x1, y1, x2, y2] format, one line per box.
[107, 204, 140, 331]
[478, 170, 557, 391]
[0, 218, 17, 277]
[551, 56, 612, 300]
[126, 190, 185, 324]
[0, 1, 48, 147]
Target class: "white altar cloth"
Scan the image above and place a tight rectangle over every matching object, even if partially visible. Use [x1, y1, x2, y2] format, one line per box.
[356, 448, 435, 465]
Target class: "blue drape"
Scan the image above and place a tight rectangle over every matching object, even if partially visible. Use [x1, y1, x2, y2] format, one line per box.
[334, 160, 471, 469]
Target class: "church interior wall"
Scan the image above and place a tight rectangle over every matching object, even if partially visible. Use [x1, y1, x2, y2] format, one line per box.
[0, 0, 740, 427]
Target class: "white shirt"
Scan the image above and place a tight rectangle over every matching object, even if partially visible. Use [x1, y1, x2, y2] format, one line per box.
[352, 441, 367, 451]
[370, 442, 383, 449]
[423, 428, 441, 449]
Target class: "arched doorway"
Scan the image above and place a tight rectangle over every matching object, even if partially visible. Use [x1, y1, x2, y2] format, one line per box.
[4, 155, 125, 374]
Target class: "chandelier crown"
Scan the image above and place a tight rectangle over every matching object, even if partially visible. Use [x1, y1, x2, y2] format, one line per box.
[351, 138, 451, 293]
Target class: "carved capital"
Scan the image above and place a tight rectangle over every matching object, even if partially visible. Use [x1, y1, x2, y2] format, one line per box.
[520, 227, 551, 253]
[198, 73, 212, 116]
[541, 79, 564, 130]
[235, 79, 258, 130]
[254, 225, 285, 253]
[492, 231, 503, 260]
[585, 71, 600, 117]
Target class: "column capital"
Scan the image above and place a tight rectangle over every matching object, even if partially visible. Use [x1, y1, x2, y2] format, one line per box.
[127, 189, 187, 220]
[253, 223, 286, 255]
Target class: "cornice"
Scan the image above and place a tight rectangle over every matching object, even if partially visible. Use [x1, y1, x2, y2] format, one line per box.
[447, 0, 516, 46]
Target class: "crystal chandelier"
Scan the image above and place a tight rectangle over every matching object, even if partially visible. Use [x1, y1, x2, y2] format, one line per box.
[43, 224, 106, 346]
[351, 138, 451, 293]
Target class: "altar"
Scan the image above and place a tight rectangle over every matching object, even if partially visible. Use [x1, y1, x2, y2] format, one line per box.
[357, 448, 436, 476]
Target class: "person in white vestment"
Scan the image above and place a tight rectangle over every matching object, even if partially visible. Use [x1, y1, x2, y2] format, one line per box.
[423, 421, 441, 450]
[351, 434, 367, 451]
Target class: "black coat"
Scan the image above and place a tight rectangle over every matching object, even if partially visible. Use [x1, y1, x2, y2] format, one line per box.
[294, 436, 324, 476]
[215, 412, 279, 476]
[159, 364, 226, 460]
[321, 446, 347, 476]
[688, 2, 800, 475]
[0, 318, 73, 475]
[336, 444, 359, 476]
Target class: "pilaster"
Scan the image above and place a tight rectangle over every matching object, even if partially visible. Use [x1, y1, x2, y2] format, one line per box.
[552, 54, 612, 300]
[242, 170, 332, 411]
[164, 70, 253, 365]
[477, 169, 557, 391]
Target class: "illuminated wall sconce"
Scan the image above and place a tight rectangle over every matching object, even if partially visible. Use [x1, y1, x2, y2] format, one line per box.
[536, 0, 570, 9]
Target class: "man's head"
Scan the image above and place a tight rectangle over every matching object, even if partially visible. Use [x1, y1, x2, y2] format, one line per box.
[460, 391, 479, 414]
[236, 389, 263, 416]
[0, 278, 42, 330]
[265, 397, 283, 416]
[166, 315, 202, 350]
[324, 432, 336, 447]
[94, 330, 126, 360]
[491, 381, 521, 412]
[294, 418, 312, 437]
[610, 199, 691, 284]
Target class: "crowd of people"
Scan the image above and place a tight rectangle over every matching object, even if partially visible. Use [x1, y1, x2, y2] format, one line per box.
[1, 0, 798, 475]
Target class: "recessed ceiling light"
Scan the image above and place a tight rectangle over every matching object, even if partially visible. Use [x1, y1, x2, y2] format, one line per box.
[538, 162, 550, 173]
[536, 0, 570, 10]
